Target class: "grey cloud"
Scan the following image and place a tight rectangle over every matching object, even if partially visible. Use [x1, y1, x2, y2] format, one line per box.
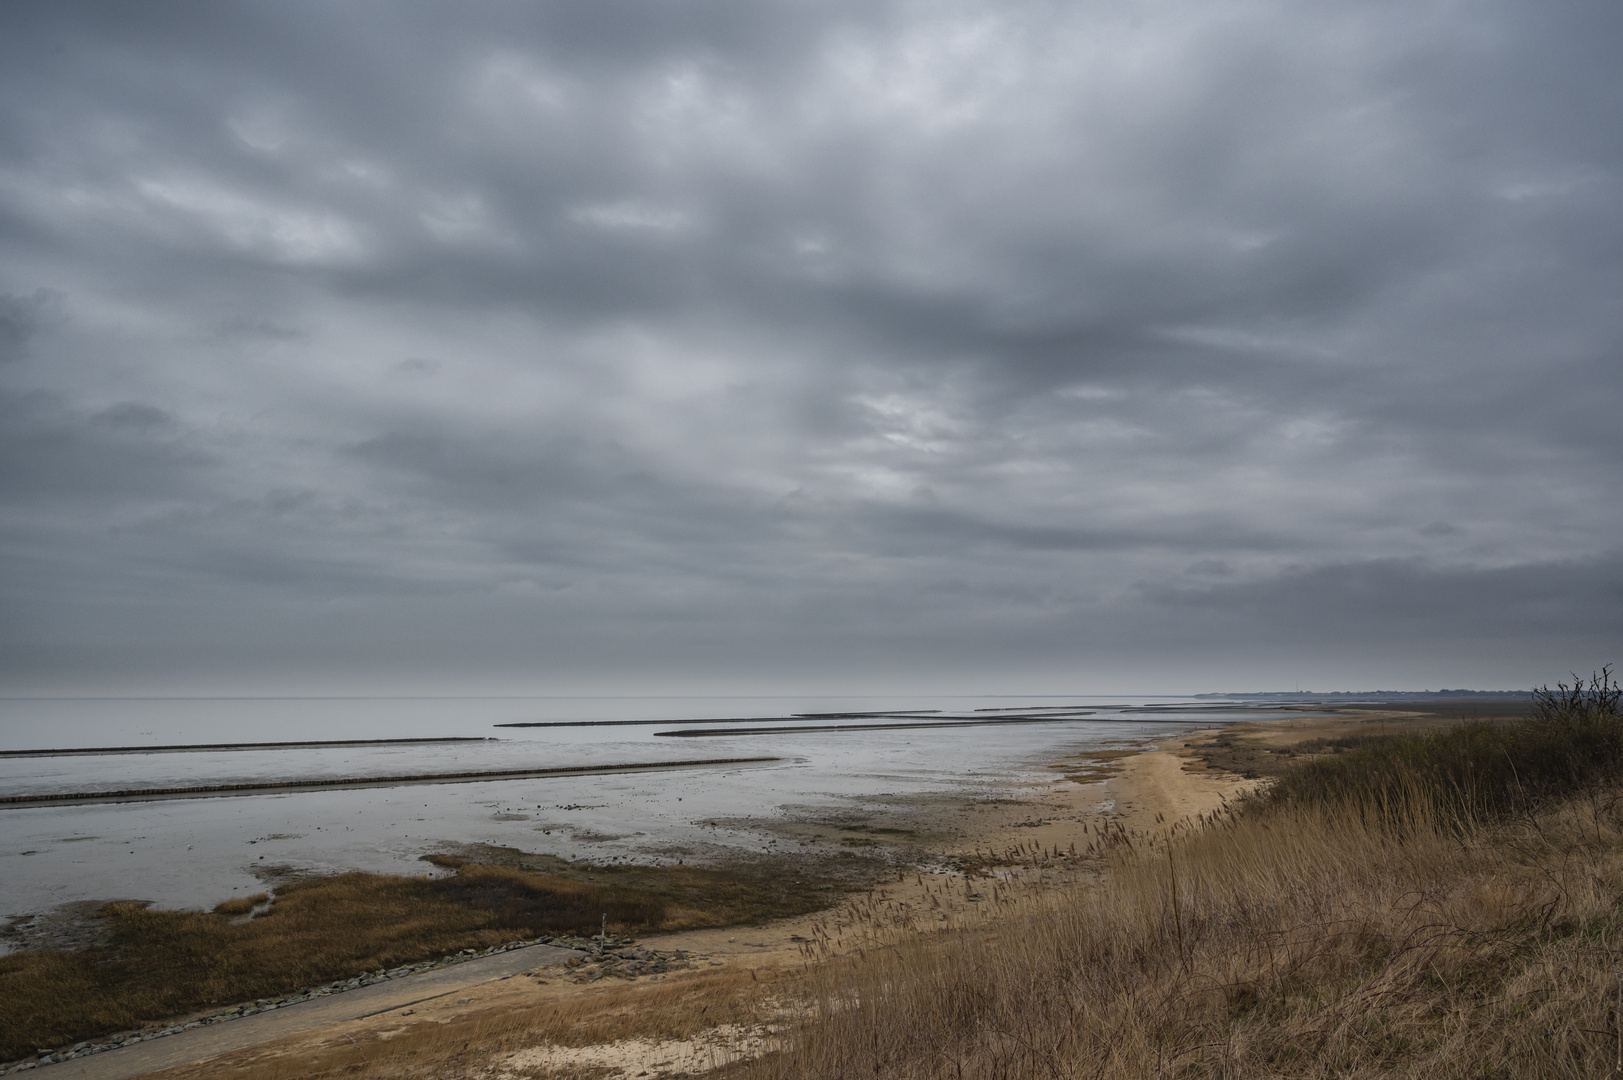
[0, 391, 212, 505]
[214, 315, 302, 341]
[391, 357, 441, 376]
[849, 506, 1294, 557]
[0, 0, 1619, 692]
[343, 428, 660, 516]
[1142, 555, 1623, 645]
[0, 289, 63, 363]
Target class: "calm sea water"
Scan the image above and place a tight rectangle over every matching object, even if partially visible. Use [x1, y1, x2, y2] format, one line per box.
[0, 695, 1242, 929]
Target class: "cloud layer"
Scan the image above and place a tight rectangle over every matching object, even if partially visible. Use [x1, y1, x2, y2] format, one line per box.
[2, 0, 1619, 693]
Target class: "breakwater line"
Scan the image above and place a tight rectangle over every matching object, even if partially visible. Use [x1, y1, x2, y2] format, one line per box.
[0, 737, 496, 759]
[656, 717, 1226, 737]
[0, 756, 781, 808]
[495, 710, 953, 728]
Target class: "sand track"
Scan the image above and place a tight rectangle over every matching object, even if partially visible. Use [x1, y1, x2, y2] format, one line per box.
[33, 944, 581, 1080]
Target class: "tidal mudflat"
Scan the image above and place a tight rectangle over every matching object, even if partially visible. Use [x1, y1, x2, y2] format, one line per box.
[0, 695, 1261, 929]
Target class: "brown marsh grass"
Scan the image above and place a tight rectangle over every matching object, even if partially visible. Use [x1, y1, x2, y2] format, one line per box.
[0, 856, 830, 1062]
[212, 892, 270, 916]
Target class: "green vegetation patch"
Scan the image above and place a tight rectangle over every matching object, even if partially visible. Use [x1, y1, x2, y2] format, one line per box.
[423, 846, 874, 928]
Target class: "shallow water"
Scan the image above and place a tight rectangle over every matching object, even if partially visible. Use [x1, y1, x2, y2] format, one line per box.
[0, 695, 1244, 928]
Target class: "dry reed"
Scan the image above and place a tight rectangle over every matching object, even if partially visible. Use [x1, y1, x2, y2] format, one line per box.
[746, 783, 1623, 1079]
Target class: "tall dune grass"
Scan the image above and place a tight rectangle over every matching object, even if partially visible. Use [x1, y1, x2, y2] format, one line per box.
[1269, 667, 1622, 820]
[748, 672, 1623, 1079]
[752, 796, 1623, 1078]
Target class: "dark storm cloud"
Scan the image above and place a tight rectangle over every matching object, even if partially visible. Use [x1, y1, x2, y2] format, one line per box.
[0, 0, 1619, 692]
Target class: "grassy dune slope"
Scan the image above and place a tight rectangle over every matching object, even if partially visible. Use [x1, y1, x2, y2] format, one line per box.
[749, 671, 1623, 1079]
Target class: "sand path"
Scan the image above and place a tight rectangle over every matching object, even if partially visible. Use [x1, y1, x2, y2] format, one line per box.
[39, 944, 580, 1080]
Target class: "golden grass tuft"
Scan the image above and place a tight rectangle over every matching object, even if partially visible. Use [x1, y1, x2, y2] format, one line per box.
[212, 892, 270, 916]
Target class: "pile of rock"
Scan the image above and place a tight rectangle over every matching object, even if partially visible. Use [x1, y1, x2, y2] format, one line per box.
[566, 943, 692, 982]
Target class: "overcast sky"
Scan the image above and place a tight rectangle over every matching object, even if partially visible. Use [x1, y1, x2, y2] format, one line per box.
[1, 0, 1619, 696]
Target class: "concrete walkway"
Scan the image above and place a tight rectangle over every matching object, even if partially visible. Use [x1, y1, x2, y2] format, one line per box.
[45, 943, 580, 1080]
